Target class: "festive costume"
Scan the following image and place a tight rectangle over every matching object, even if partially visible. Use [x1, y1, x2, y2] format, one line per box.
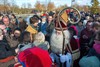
[50, 20, 72, 67]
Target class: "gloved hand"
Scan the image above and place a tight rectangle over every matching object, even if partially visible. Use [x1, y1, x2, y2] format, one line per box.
[59, 53, 72, 65]
[59, 54, 66, 63]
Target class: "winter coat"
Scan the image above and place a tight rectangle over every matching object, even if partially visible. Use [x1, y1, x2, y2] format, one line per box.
[6, 34, 20, 49]
[0, 40, 16, 59]
[38, 22, 48, 35]
[46, 21, 55, 42]
[46, 21, 55, 36]
[79, 28, 94, 47]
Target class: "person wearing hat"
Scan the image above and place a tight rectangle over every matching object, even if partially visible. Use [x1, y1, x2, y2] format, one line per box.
[50, 16, 72, 67]
[68, 26, 80, 67]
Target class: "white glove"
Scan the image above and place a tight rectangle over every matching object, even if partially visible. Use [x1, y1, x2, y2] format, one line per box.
[60, 53, 72, 67]
[66, 53, 72, 67]
[15, 48, 19, 54]
[73, 35, 78, 39]
[59, 54, 66, 63]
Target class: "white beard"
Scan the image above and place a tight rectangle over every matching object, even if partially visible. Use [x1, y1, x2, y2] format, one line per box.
[50, 29, 70, 54]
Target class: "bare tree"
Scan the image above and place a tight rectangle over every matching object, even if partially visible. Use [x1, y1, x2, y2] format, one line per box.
[35, 1, 43, 11]
[22, 3, 27, 8]
[27, 3, 32, 8]
[0, 0, 9, 13]
[10, 0, 16, 13]
[47, 2, 55, 11]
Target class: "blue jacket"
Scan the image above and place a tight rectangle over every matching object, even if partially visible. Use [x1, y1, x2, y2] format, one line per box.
[38, 22, 47, 35]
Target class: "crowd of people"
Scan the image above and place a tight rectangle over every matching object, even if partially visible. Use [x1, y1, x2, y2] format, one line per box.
[0, 10, 99, 67]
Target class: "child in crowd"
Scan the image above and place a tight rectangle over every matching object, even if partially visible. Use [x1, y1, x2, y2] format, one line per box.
[26, 16, 39, 42]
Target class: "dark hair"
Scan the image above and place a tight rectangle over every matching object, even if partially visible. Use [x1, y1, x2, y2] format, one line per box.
[30, 16, 39, 24]
[49, 11, 55, 16]
[33, 15, 40, 20]
[68, 27, 76, 36]
[2, 15, 10, 22]
[2, 14, 9, 19]
[14, 27, 22, 33]
[11, 14, 16, 18]
[18, 17, 23, 19]
[21, 31, 31, 43]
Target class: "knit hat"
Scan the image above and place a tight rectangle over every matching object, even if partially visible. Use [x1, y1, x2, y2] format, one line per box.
[55, 10, 68, 31]
[70, 26, 78, 35]
[55, 20, 67, 31]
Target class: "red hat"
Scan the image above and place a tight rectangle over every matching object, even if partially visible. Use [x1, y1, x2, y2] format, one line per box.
[55, 20, 67, 31]
[55, 10, 68, 31]
[18, 47, 52, 67]
[70, 26, 78, 35]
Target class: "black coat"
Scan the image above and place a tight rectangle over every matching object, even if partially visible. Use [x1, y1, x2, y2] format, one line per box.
[0, 40, 16, 59]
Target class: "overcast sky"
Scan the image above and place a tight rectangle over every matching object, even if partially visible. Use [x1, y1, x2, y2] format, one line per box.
[15, 0, 100, 8]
